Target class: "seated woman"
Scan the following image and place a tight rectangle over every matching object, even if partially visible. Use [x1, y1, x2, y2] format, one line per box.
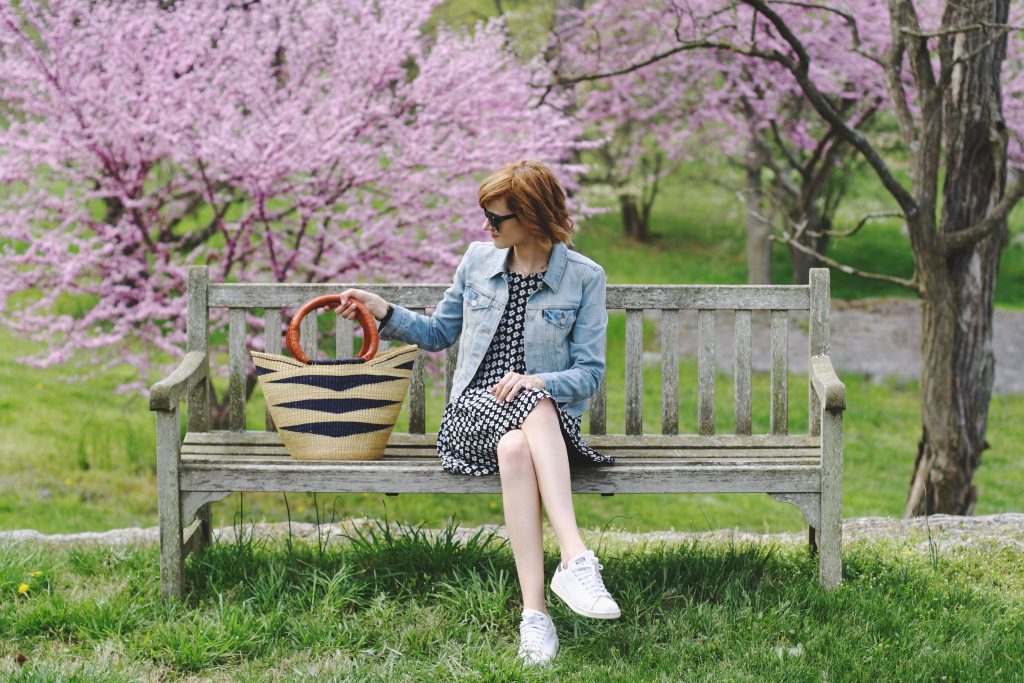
[334, 160, 619, 666]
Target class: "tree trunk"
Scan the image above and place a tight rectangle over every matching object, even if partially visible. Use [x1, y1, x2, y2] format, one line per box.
[905, 0, 1010, 515]
[744, 144, 772, 284]
[620, 193, 648, 241]
[789, 214, 831, 285]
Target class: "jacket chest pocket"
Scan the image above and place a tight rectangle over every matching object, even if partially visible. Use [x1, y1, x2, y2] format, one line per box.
[465, 287, 498, 324]
[541, 306, 576, 344]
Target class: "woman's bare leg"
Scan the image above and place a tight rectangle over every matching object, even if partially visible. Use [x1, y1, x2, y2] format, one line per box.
[497, 429, 547, 613]
[520, 398, 587, 568]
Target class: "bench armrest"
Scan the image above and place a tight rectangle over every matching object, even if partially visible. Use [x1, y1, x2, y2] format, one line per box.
[149, 351, 208, 412]
[810, 355, 846, 412]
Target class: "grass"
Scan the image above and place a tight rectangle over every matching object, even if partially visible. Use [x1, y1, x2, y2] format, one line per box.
[2, 522, 1022, 680]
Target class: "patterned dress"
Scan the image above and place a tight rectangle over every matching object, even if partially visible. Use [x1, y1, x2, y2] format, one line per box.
[436, 268, 614, 476]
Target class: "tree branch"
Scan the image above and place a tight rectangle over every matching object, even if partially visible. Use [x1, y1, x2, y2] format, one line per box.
[941, 174, 1024, 253]
[803, 210, 904, 239]
[769, 232, 920, 292]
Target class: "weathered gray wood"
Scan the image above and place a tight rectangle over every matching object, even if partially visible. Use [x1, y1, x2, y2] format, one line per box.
[768, 492, 821, 529]
[263, 308, 282, 431]
[181, 490, 232, 526]
[182, 520, 203, 559]
[183, 430, 821, 449]
[179, 451, 822, 465]
[210, 283, 810, 311]
[445, 341, 459, 404]
[810, 355, 847, 411]
[590, 363, 607, 436]
[228, 308, 247, 431]
[149, 351, 208, 412]
[808, 268, 830, 436]
[661, 309, 680, 435]
[335, 311, 354, 359]
[186, 266, 210, 431]
[734, 310, 752, 435]
[818, 406, 844, 589]
[697, 309, 715, 435]
[181, 460, 821, 494]
[770, 309, 788, 435]
[156, 408, 184, 602]
[408, 308, 426, 434]
[625, 309, 644, 435]
[300, 311, 317, 362]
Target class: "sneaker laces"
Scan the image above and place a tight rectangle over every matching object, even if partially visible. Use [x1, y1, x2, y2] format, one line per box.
[570, 553, 612, 599]
[519, 612, 551, 651]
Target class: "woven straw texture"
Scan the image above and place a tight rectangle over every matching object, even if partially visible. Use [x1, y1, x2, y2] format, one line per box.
[251, 344, 418, 461]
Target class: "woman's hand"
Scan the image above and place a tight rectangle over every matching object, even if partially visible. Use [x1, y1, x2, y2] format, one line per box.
[332, 288, 390, 321]
[491, 372, 546, 403]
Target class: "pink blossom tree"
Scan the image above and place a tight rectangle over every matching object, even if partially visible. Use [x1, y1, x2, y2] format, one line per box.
[0, 0, 582, 411]
[543, 0, 1024, 515]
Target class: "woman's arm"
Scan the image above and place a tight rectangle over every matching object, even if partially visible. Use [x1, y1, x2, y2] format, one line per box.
[370, 243, 476, 352]
[534, 265, 607, 404]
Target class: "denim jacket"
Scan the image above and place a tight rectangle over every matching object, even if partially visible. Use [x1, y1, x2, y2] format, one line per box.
[377, 240, 607, 418]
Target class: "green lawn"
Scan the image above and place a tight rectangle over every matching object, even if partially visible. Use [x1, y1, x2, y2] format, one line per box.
[2, 525, 1022, 680]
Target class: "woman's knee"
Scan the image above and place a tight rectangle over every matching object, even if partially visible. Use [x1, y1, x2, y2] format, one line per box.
[497, 430, 533, 473]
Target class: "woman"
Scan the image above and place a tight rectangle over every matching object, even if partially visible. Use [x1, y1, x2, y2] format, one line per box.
[334, 160, 619, 666]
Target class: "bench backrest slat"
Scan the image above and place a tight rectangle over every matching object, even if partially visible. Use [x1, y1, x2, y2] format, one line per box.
[408, 308, 427, 434]
[590, 373, 607, 435]
[808, 269, 831, 436]
[660, 309, 680, 435]
[733, 310, 752, 435]
[263, 308, 282, 431]
[228, 308, 247, 431]
[197, 269, 830, 438]
[770, 309, 789, 435]
[335, 313, 353, 360]
[697, 309, 716, 435]
[444, 342, 459, 404]
[625, 309, 644, 435]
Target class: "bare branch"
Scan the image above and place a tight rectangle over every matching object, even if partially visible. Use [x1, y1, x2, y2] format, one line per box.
[769, 232, 920, 292]
[941, 174, 1024, 253]
[803, 210, 904, 239]
[740, 0, 919, 220]
[901, 22, 1024, 39]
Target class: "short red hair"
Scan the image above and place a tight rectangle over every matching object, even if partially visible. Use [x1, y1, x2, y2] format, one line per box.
[478, 160, 575, 248]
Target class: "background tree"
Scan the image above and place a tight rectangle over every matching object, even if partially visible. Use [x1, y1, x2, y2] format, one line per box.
[548, 0, 1023, 514]
[0, 0, 581, 422]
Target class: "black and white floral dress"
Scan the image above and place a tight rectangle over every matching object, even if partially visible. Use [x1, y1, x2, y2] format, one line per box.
[436, 268, 614, 476]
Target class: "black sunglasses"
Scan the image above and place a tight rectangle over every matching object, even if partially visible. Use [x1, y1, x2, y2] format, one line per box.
[483, 208, 516, 231]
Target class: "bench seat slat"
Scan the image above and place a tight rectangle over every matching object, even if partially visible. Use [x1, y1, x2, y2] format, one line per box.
[182, 431, 820, 449]
[180, 461, 821, 494]
[180, 444, 821, 460]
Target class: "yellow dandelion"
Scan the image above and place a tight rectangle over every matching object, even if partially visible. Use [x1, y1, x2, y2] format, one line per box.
[488, 502, 498, 510]
[18, 583, 30, 594]
[35, 382, 44, 390]
[63, 478, 72, 486]
[30, 571, 43, 577]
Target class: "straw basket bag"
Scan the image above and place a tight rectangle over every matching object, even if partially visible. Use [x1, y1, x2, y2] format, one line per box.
[250, 295, 417, 461]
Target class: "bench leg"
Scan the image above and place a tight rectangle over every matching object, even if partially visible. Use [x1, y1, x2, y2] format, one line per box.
[819, 408, 844, 589]
[197, 502, 214, 549]
[156, 409, 185, 603]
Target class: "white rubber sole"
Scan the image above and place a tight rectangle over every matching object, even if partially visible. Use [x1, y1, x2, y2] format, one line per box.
[550, 577, 622, 619]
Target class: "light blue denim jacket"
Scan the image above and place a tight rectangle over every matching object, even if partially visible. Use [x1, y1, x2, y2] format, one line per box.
[377, 240, 607, 418]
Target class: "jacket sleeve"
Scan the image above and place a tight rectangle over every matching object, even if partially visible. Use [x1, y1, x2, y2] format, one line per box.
[535, 265, 607, 404]
[376, 243, 474, 352]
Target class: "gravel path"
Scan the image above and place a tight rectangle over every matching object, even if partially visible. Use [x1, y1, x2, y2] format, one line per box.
[4, 514, 1023, 554]
[665, 297, 1024, 395]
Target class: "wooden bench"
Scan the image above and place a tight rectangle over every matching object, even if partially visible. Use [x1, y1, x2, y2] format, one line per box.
[150, 266, 846, 602]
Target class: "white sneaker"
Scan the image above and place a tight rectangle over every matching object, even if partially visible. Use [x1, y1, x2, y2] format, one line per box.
[517, 608, 559, 666]
[550, 549, 621, 619]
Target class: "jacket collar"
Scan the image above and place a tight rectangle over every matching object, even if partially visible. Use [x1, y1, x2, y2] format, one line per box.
[485, 241, 569, 293]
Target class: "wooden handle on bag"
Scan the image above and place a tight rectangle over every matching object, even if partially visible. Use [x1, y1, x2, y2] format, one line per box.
[286, 295, 379, 364]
